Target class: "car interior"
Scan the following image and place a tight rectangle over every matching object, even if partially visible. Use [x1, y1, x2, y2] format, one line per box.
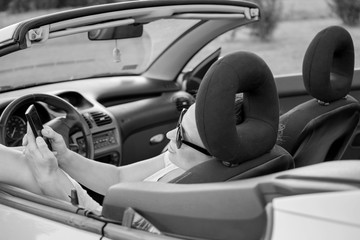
[0, 1, 359, 240]
[97, 26, 360, 240]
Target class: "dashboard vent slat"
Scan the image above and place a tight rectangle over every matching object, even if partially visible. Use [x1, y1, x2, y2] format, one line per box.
[82, 113, 93, 129]
[90, 111, 112, 126]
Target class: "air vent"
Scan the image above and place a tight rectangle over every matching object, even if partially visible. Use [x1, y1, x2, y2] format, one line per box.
[90, 111, 112, 126]
[82, 113, 93, 129]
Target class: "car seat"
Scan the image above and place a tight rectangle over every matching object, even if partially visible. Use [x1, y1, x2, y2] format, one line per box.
[278, 26, 360, 167]
[170, 51, 294, 183]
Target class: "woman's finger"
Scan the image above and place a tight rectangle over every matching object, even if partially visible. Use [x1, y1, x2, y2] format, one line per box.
[26, 123, 36, 143]
[22, 133, 28, 146]
[36, 137, 54, 160]
[42, 126, 62, 142]
[41, 126, 67, 155]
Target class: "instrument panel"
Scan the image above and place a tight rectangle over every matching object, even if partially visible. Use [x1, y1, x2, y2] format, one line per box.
[5, 115, 26, 146]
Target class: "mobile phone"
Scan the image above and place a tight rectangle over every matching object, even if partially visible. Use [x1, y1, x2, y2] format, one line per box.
[25, 104, 52, 150]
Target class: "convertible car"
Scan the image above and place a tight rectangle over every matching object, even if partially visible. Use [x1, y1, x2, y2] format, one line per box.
[0, 0, 359, 239]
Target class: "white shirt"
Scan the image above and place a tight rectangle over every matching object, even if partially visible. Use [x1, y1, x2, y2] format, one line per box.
[143, 151, 180, 182]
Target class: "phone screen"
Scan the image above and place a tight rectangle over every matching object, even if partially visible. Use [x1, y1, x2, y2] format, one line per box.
[25, 104, 44, 138]
[25, 104, 52, 150]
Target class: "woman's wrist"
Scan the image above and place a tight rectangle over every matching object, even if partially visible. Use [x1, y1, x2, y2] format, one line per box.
[57, 148, 73, 168]
[33, 165, 60, 186]
[35, 168, 71, 201]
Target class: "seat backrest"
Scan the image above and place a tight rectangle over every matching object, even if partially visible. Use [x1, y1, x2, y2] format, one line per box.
[279, 26, 360, 167]
[171, 51, 294, 183]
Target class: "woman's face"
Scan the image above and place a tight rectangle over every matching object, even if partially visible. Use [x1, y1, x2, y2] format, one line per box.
[166, 104, 211, 169]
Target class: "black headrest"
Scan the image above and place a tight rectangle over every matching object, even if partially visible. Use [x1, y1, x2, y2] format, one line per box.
[195, 51, 279, 163]
[302, 26, 354, 103]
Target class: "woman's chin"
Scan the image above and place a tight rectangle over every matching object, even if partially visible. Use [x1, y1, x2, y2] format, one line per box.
[167, 144, 176, 154]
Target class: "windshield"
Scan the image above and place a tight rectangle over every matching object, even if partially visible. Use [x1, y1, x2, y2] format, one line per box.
[0, 19, 198, 92]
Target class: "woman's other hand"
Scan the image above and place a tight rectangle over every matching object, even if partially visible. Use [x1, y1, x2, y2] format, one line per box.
[23, 125, 71, 167]
[41, 125, 71, 166]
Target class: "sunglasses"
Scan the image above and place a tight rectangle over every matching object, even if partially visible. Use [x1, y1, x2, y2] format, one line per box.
[176, 108, 212, 156]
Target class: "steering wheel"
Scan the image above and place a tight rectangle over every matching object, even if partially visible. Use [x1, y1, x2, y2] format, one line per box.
[0, 93, 94, 159]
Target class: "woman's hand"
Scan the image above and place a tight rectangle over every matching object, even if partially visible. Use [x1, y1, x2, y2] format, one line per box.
[23, 124, 59, 182]
[40, 126, 71, 166]
[23, 125, 71, 167]
[23, 124, 78, 202]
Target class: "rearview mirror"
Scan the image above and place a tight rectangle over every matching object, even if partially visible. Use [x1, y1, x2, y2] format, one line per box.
[88, 24, 143, 40]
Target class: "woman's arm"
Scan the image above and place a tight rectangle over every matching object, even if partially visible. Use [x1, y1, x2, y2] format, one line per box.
[41, 126, 166, 195]
[58, 150, 165, 195]
[0, 142, 77, 203]
[0, 144, 42, 194]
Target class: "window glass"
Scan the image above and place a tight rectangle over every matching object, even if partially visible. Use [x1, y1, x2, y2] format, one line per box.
[185, 9, 360, 76]
[0, 19, 198, 91]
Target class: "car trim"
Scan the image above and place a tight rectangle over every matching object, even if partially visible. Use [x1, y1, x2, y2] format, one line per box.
[27, 5, 256, 45]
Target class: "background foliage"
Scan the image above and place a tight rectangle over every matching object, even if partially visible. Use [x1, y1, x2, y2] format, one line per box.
[1, 0, 115, 13]
[0, 0, 359, 42]
[327, 0, 360, 26]
[248, 0, 283, 41]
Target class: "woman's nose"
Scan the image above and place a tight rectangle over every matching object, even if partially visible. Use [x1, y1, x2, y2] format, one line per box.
[166, 128, 177, 140]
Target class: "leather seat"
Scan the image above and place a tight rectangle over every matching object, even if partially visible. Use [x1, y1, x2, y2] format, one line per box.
[278, 26, 360, 167]
[170, 51, 294, 183]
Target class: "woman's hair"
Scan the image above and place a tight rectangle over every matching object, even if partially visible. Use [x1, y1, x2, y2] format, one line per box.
[234, 94, 244, 125]
[234, 93, 284, 142]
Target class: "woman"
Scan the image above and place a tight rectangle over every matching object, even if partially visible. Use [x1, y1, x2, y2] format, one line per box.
[2, 103, 214, 211]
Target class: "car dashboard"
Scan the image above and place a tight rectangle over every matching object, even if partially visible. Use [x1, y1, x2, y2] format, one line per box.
[0, 76, 192, 167]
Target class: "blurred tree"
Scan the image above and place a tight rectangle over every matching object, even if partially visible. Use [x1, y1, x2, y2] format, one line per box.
[0, 0, 12, 12]
[85, 0, 116, 5]
[35, 0, 59, 9]
[328, 0, 360, 26]
[248, 0, 283, 41]
[7, 0, 34, 13]
[6, 0, 115, 13]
